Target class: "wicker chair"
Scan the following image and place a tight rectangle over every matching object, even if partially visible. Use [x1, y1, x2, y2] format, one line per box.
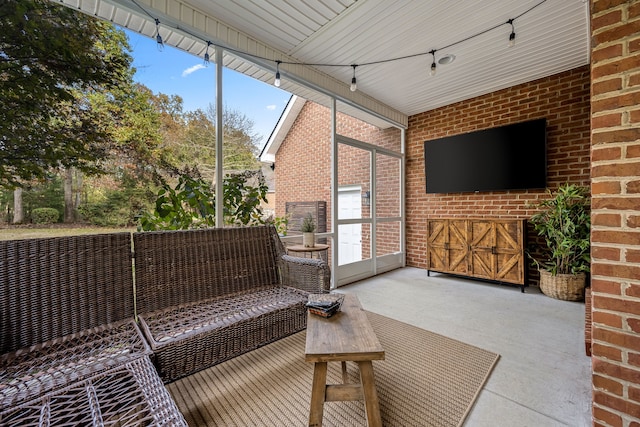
[133, 225, 330, 383]
[0, 233, 186, 426]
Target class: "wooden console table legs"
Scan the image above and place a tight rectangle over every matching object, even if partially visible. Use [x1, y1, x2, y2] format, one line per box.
[308, 361, 382, 427]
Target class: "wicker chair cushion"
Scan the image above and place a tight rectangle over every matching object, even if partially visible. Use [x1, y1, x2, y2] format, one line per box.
[0, 357, 186, 426]
[0, 320, 150, 410]
[139, 286, 308, 346]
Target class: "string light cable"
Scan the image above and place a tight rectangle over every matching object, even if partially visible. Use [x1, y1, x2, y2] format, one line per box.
[126, 0, 548, 88]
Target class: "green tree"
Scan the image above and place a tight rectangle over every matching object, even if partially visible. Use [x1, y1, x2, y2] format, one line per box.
[76, 81, 166, 226]
[0, 0, 134, 187]
[148, 91, 262, 180]
[1, 0, 169, 225]
[206, 105, 262, 171]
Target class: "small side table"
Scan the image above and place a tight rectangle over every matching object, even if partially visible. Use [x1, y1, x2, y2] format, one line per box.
[286, 244, 329, 261]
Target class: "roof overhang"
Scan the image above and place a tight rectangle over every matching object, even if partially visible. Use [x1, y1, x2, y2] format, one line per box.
[59, 0, 407, 129]
[58, 0, 590, 132]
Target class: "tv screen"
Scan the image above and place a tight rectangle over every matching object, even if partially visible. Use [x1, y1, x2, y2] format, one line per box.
[424, 118, 547, 193]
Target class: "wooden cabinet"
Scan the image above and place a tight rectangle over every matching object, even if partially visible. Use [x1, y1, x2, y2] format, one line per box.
[426, 218, 526, 291]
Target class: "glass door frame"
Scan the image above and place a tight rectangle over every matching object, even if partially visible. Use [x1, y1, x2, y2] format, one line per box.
[330, 100, 406, 287]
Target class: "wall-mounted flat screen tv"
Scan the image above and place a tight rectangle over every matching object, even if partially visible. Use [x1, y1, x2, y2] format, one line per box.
[424, 118, 547, 193]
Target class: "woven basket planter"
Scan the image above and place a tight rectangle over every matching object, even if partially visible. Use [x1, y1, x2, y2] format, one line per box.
[539, 269, 586, 301]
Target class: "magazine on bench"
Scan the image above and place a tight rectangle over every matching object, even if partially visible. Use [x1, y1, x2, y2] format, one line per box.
[305, 293, 345, 318]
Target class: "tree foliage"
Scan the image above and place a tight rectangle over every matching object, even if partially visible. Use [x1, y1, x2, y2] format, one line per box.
[148, 91, 262, 179]
[0, 0, 135, 187]
[1, 1, 267, 227]
[137, 169, 268, 231]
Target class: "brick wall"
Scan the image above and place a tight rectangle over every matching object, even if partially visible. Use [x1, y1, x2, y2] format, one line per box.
[275, 102, 332, 222]
[406, 66, 592, 274]
[590, 0, 640, 425]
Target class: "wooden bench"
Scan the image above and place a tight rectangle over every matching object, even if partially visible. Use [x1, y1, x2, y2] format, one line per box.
[133, 225, 331, 383]
[305, 294, 385, 427]
[0, 233, 186, 426]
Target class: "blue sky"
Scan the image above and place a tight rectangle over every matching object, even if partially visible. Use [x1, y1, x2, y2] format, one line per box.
[123, 29, 291, 148]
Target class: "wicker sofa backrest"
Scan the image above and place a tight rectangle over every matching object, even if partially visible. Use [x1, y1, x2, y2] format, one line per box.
[0, 233, 135, 354]
[133, 225, 283, 315]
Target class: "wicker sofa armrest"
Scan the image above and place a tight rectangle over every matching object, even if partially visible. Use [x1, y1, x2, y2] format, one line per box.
[0, 320, 150, 410]
[279, 254, 331, 294]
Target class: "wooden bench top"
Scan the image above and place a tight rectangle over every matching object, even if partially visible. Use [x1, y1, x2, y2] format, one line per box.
[305, 293, 385, 363]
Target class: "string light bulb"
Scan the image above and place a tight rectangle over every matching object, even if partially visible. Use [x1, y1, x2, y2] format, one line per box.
[429, 50, 437, 76]
[508, 19, 516, 47]
[274, 60, 281, 87]
[350, 64, 357, 92]
[204, 41, 211, 65]
[155, 18, 164, 51]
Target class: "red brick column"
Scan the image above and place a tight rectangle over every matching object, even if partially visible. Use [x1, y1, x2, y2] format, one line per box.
[590, 1, 640, 425]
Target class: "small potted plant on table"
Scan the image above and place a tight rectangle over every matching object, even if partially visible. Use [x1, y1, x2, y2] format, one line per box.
[301, 213, 316, 248]
[529, 183, 591, 301]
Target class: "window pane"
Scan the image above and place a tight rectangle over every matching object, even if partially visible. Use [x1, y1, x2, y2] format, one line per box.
[376, 221, 401, 257]
[376, 154, 401, 218]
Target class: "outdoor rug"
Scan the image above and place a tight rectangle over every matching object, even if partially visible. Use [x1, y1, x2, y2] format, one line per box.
[166, 311, 500, 426]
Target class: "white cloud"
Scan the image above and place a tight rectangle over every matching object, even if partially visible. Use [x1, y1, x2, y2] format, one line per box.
[266, 104, 277, 111]
[182, 64, 205, 77]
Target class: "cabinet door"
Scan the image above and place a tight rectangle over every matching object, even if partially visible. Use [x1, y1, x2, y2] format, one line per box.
[426, 219, 468, 274]
[468, 220, 495, 280]
[426, 219, 448, 271]
[447, 219, 469, 275]
[494, 220, 525, 284]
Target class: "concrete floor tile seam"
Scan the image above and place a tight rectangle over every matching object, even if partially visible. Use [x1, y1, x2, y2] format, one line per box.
[479, 390, 577, 427]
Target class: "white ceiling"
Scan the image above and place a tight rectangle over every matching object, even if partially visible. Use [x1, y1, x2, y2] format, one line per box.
[60, 0, 590, 128]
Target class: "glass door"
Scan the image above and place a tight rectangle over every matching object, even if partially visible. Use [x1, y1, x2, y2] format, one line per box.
[335, 134, 403, 286]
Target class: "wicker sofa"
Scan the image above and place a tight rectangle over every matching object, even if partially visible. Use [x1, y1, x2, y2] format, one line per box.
[133, 225, 330, 382]
[1, 225, 329, 425]
[0, 233, 187, 426]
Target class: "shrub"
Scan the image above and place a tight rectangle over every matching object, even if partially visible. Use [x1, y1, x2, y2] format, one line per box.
[32, 207, 59, 224]
[79, 187, 153, 227]
[137, 169, 268, 231]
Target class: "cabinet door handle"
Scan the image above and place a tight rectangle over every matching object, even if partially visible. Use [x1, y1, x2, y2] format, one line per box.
[491, 246, 497, 254]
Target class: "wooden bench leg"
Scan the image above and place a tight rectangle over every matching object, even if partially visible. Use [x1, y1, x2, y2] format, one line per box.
[309, 362, 327, 427]
[358, 361, 382, 427]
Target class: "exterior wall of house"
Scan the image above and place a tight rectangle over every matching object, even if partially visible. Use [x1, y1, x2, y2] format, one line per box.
[590, 1, 640, 425]
[405, 66, 592, 276]
[274, 102, 332, 229]
[275, 101, 400, 260]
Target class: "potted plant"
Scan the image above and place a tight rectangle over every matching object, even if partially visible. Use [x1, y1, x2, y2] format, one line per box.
[301, 213, 316, 248]
[528, 183, 591, 301]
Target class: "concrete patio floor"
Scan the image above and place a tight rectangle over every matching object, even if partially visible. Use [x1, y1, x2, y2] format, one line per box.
[337, 267, 592, 427]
